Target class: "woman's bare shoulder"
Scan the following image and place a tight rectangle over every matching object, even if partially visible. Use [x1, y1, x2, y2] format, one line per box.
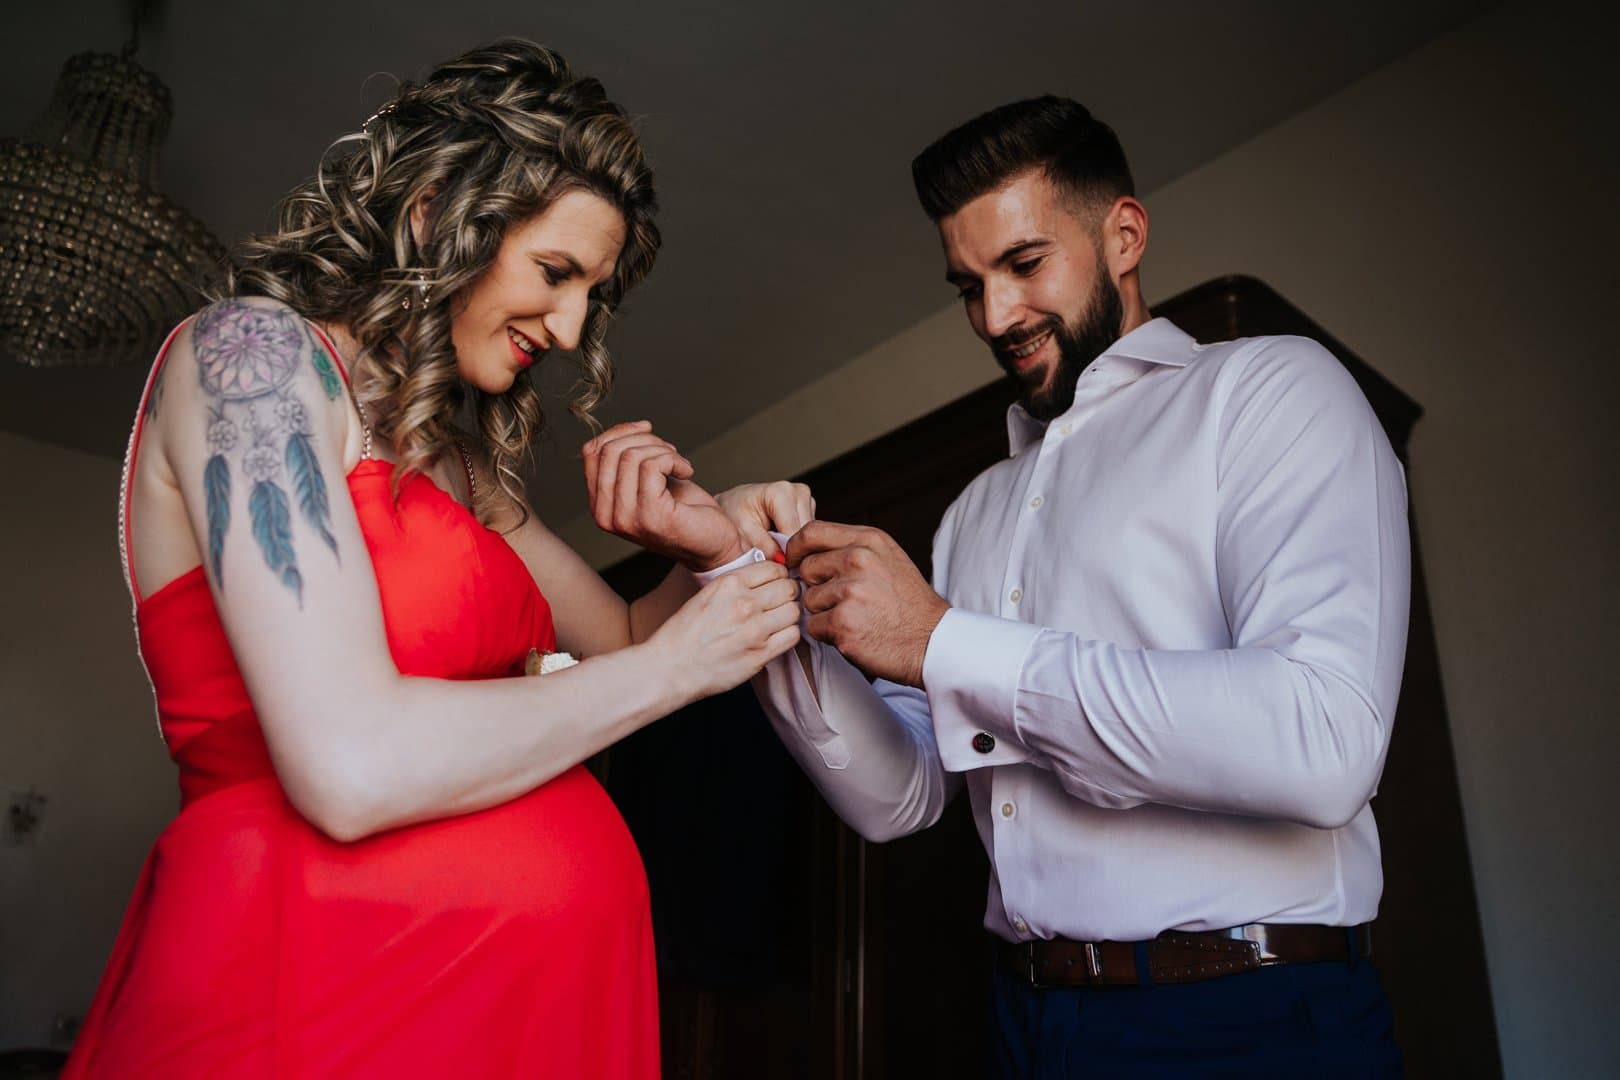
[156, 299, 350, 424]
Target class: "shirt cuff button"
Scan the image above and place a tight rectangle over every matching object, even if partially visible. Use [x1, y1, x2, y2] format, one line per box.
[972, 732, 996, 754]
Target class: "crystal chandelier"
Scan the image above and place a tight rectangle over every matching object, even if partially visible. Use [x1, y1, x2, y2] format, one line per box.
[0, 42, 227, 367]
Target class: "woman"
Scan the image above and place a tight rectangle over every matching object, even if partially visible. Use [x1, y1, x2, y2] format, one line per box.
[66, 40, 805, 1078]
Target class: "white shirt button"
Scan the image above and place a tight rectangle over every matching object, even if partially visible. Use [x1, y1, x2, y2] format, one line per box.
[1009, 588, 1023, 604]
[1029, 496, 1044, 510]
[1058, 422, 1073, 436]
[1000, 801, 1016, 819]
[1013, 917, 1029, 934]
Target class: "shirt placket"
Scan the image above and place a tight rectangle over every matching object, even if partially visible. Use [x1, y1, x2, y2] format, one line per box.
[992, 370, 1110, 940]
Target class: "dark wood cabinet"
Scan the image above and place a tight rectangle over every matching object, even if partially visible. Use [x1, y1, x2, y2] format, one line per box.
[602, 276, 1500, 1078]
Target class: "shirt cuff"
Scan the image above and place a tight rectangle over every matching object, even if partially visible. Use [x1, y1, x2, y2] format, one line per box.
[691, 545, 766, 584]
[923, 608, 1042, 771]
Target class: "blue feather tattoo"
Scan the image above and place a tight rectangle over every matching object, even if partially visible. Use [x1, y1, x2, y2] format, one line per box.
[204, 454, 231, 585]
[249, 479, 303, 605]
[286, 432, 338, 557]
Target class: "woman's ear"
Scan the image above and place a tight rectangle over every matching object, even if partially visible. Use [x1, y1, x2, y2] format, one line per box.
[408, 184, 444, 253]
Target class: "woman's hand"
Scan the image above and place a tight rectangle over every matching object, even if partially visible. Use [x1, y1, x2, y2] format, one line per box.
[583, 421, 747, 571]
[649, 560, 801, 701]
[715, 481, 816, 558]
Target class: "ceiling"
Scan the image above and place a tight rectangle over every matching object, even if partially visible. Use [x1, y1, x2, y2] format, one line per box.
[2, 0, 1493, 523]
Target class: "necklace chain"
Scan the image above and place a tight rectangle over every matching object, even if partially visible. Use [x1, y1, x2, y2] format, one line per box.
[354, 398, 475, 508]
[354, 399, 374, 460]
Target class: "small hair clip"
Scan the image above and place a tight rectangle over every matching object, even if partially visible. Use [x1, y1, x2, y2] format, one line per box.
[382, 267, 433, 310]
[362, 101, 398, 133]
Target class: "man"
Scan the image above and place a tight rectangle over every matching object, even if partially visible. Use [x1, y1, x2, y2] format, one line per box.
[749, 98, 1410, 1076]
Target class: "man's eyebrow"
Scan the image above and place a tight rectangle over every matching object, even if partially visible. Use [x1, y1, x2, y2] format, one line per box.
[944, 238, 1051, 286]
[994, 238, 1049, 266]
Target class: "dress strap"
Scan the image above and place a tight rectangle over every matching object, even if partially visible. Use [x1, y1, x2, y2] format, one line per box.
[120, 318, 196, 604]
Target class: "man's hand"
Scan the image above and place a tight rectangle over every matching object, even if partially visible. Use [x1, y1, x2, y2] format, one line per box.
[788, 521, 950, 688]
[716, 481, 817, 558]
[583, 421, 747, 571]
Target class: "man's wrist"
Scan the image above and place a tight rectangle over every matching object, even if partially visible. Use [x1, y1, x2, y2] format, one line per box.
[907, 597, 952, 688]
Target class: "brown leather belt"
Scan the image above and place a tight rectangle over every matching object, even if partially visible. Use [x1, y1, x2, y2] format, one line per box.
[1000, 924, 1372, 988]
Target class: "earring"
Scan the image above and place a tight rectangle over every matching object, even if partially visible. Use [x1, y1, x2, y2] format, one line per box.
[401, 272, 431, 311]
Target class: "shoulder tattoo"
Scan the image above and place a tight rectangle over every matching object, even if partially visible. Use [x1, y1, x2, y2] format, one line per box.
[194, 301, 341, 606]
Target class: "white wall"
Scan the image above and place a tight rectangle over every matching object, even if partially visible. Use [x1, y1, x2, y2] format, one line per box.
[0, 432, 175, 1049]
[563, 2, 1620, 1074]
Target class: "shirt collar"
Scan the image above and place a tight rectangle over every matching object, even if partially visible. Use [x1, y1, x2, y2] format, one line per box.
[1005, 317, 1198, 454]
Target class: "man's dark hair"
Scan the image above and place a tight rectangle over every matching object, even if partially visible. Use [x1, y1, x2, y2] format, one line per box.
[911, 96, 1135, 223]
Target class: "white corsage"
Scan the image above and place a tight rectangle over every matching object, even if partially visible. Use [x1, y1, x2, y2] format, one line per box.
[525, 648, 579, 676]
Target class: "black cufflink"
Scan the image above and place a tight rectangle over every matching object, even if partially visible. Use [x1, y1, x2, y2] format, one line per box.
[972, 732, 996, 754]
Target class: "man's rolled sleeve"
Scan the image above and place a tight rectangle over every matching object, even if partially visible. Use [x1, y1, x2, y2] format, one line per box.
[924, 607, 1043, 771]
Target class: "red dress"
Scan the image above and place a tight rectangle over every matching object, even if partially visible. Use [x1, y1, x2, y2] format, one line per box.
[65, 323, 659, 1078]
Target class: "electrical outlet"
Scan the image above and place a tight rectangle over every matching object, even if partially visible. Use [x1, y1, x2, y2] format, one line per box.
[5, 789, 47, 845]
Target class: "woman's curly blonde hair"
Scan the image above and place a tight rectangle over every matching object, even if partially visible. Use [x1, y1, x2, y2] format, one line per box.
[223, 39, 660, 525]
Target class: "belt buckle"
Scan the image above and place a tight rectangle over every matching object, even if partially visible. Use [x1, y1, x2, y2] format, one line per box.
[1082, 941, 1103, 984]
[1025, 940, 1102, 989]
[1235, 923, 1280, 962]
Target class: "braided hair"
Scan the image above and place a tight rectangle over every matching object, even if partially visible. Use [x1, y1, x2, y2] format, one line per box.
[225, 39, 661, 525]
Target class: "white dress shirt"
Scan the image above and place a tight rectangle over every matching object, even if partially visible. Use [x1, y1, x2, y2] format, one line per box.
[752, 318, 1411, 942]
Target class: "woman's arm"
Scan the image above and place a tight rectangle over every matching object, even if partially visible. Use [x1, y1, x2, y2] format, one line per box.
[471, 430, 725, 658]
[486, 502, 700, 659]
[154, 299, 799, 841]
[491, 423, 815, 657]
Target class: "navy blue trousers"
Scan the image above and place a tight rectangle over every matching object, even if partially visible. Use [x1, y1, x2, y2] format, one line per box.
[989, 957, 1404, 1078]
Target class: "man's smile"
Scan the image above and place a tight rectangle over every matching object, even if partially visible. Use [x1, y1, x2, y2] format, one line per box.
[998, 328, 1055, 373]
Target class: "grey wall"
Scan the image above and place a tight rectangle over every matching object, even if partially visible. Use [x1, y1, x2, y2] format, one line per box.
[0, 432, 175, 1049]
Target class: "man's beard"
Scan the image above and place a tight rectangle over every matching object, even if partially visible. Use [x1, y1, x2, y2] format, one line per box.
[993, 272, 1125, 423]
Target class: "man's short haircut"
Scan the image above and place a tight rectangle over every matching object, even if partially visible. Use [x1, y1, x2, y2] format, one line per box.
[911, 96, 1135, 223]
